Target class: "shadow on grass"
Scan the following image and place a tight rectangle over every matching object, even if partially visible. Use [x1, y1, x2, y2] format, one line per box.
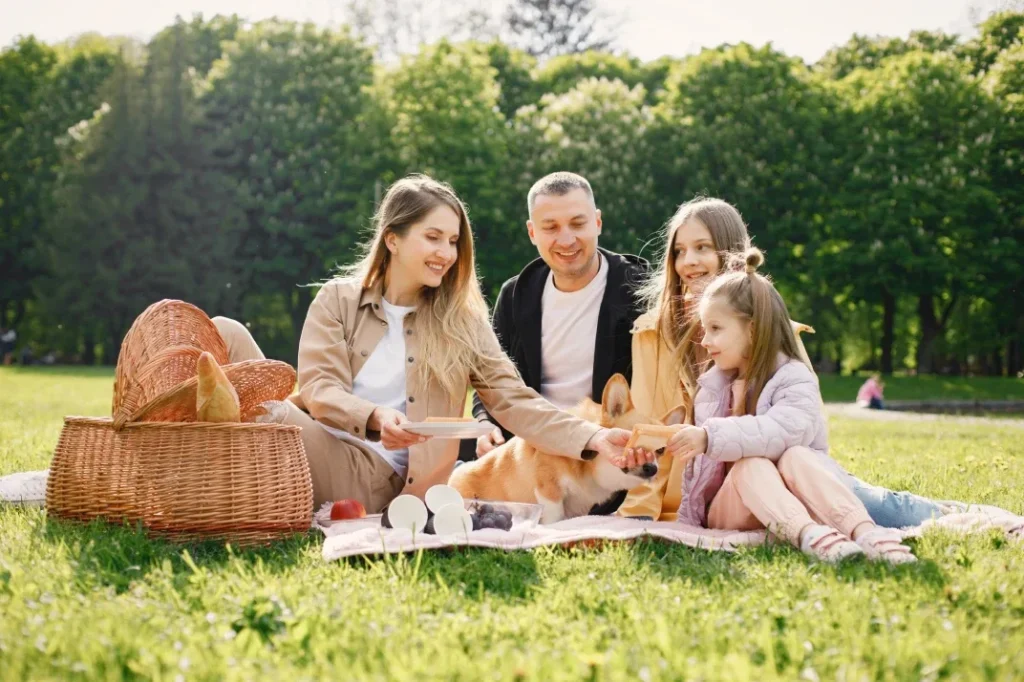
[3, 366, 114, 379]
[347, 548, 543, 602]
[41, 515, 322, 592]
[41, 515, 544, 602]
[628, 534, 949, 590]
[41, 513, 949, 606]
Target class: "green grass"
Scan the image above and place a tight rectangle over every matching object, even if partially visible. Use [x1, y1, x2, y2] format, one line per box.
[817, 374, 1024, 403]
[2, 366, 1023, 680]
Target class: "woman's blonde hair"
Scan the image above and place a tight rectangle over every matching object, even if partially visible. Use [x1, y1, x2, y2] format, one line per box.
[637, 197, 750, 409]
[697, 248, 806, 415]
[338, 174, 502, 398]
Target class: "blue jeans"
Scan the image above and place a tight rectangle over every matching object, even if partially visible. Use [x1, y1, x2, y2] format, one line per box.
[847, 477, 945, 528]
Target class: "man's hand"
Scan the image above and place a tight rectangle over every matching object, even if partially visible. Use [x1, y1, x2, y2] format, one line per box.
[585, 428, 656, 468]
[475, 422, 505, 457]
[367, 407, 429, 451]
[665, 424, 708, 464]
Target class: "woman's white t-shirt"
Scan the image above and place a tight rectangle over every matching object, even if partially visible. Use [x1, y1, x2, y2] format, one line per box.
[321, 298, 416, 477]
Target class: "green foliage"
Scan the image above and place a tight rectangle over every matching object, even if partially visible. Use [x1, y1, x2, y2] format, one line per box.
[200, 20, 381, 358]
[0, 37, 117, 330]
[515, 77, 659, 248]
[374, 40, 523, 290]
[37, 21, 248, 362]
[828, 51, 1002, 372]
[533, 51, 671, 104]
[2, 11, 1023, 372]
[958, 10, 1024, 74]
[815, 30, 960, 79]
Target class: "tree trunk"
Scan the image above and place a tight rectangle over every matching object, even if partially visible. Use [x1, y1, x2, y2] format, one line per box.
[990, 348, 1003, 377]
[917, 294, 940, 374]
[288, 286, 313, 365]
[102, 322, 120, 365]
[13, 299, 26, 327]
[82, 328, 96, 365]
[881, 290, 895, 375]
[1008, 338, 1022, 377]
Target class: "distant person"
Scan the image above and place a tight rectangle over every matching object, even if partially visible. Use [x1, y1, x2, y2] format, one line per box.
[856, 373, 885, 410]
[1, 327, 16, 366]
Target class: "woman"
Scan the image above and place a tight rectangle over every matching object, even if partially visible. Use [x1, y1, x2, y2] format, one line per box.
[215, 175, 643, 512]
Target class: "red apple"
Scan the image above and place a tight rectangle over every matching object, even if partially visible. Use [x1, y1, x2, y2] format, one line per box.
[330, 499, 366, 520]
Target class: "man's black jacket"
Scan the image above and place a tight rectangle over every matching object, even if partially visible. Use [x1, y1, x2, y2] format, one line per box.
[469, 247, 648, 446]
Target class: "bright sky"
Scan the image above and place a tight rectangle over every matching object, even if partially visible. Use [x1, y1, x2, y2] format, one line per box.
[0, 0, 993, 63]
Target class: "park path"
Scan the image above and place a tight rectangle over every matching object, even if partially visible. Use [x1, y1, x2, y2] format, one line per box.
[825, 403, 1024, 429]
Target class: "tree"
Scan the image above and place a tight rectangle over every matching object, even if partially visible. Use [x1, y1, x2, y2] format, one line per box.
[653, 44, 835, 274]
[514, 77, 658, 249]
[815, 30, 959, 79]
[148, 13, 242, 78]
[533, 51, 670, 104]
[468, 40, 538, 119]
[37, 22, 248, 363]
[829, 51, 1001, 374]
[958, 10, 1024, 73]
[201, 21, 381, 359]
[0, 37, 118, 331]
[0, 38, 57, 328]
[375, 40, 518, 292]
[983, 40, 1024, 374]
[503, 0, 616, 59]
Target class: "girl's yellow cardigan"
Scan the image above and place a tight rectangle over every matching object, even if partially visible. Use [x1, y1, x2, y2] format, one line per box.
[617, 311, 815, 521]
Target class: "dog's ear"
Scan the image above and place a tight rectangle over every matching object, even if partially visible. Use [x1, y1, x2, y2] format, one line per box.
[602, 374, 633, 421]
[660, 404, 687, 426]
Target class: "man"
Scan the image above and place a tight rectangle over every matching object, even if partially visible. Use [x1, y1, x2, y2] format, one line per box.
[466, 172, 648, 513]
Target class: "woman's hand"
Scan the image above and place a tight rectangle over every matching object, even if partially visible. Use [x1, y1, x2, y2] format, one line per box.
[367, 407, 429, 451]
[585, 428, 656, 468]
[665, 425, 708, 464]
[475, 421, 505, 457]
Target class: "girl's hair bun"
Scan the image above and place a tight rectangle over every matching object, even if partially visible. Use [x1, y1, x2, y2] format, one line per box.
[744, 247, 764, 275]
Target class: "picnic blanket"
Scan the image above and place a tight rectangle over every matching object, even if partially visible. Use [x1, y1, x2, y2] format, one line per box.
[318, 503, 1024, 562]
[3, 471, 1019, 560]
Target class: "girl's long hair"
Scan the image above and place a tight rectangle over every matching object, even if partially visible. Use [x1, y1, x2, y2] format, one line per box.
[700, 248, 806, 415]
[636, 197, 750, 411]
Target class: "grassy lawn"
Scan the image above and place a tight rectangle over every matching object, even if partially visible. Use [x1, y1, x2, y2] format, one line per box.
[817, 373, 1024, 403]
[1, 366, 1023, 680]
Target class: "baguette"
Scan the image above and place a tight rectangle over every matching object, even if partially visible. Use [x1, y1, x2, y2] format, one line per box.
[625, 424, 677, 453]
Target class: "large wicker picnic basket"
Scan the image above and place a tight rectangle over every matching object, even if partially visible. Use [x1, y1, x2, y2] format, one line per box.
[46, 300, 314, 545]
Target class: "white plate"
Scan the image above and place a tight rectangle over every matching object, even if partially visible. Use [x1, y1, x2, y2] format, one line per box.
[400, 422, 496, 439]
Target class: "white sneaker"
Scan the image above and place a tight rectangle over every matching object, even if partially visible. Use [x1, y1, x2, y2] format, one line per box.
[855, 527, 918, 565]
[799, 525, 864, 563]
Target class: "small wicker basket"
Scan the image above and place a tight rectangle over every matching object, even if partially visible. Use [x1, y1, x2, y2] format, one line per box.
[111, 299, 228, 417]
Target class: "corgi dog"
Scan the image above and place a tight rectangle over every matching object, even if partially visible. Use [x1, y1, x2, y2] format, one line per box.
[448, 374, 685, 524]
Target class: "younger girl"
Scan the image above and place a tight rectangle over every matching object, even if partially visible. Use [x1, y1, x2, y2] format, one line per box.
[662, 249, 916, 564]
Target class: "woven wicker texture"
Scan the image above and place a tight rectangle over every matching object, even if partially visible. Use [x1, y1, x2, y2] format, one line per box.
[112, 300, 228, 416]
[113, 359, 296, 429]
[47, 418, 312, 545]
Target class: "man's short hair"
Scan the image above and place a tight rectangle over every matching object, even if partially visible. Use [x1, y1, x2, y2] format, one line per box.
[527, 172, 595, 213]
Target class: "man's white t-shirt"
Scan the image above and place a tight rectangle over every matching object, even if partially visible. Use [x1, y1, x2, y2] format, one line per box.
[539, 253, 608, 410]
[321, 298, 416, 477]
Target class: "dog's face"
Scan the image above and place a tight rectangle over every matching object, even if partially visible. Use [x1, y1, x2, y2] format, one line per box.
[575, 374, 687, 490]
